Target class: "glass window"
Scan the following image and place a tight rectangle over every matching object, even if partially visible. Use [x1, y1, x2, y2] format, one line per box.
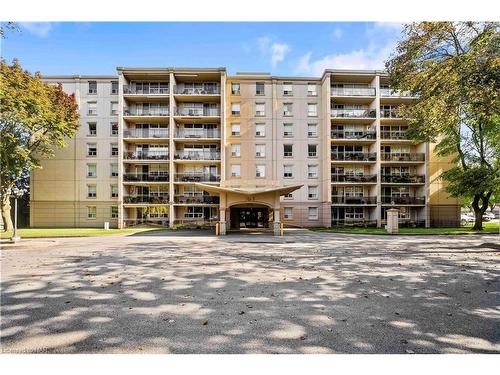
[87, 143, 97, 157]
[308, 123, 318, 137]
[283, 103, 293, 116]
[255, 103, 265, 116]
[283, 123, 293, 137]
[284, 207, 293, 219]
[308, 164, 318, 179]
[88, 81, 97, 94]
[87, 164, 97, 177]
[110, 102, 118, 115]
[231, 103, 240, 116]
[256, 82, 265, 95]
[308, 103, 318, 117]
[283, 83, 293, 95]
[283, 165, 293, 178]
[111, 143, 118, 156]
[111, 206, 118, 218]
[231, 123, 240, 136]
[308, 144, 317, 157]
[87, 102, 97, 116]
[283, 193, 293, 200]
[111, 81, 118, 94]
[308, 185, 318, 200]
[284, 144, 293, 157]
[111, 122, 118, 135]
[88, 122, 97, 136]
[307, 83, 317, 96]
[111, 185, 118, 198]
[308, 207, 319, 220]
[255, 144, 265, 157]
[231, 83, 240, 95]
[256, 165, 265, 178]
[231, 144, 241, 157]
[111, 163, 118, 177]
[231, 164, 241, 177]
[87, 185, 97, 198]
[87, 206, 97, 219]
[255, 124, 265, 137]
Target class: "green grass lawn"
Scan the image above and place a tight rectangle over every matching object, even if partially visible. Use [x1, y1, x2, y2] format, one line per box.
[311, 221, 500, 235]
[0, 227, 168, 239]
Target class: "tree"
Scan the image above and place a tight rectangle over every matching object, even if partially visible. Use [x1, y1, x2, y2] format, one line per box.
[0, 60, 80, 231]
[386, 22, 500, 230]
[0, 22, 18, 38]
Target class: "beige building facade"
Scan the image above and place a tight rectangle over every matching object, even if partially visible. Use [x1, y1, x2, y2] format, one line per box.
[30, 68, 460, 231]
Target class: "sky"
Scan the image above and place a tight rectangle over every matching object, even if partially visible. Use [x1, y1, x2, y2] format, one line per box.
[1, 22, 404, 77]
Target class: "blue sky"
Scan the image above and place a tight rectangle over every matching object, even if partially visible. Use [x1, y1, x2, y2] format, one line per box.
[1, 22, 403, 77]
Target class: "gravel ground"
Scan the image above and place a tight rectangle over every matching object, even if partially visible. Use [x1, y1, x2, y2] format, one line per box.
[1, 229, 499, 354]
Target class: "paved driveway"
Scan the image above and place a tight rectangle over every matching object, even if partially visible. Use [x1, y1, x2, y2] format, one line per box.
[1, 230, 499, 353]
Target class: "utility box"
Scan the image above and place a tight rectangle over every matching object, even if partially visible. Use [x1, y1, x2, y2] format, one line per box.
[386, 209, 399, 234]
[104, 222, 110, 230]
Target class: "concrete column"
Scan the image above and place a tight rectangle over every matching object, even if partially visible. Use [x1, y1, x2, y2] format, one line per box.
[219, 207, 227, 235]
[386, 208, 399, 234]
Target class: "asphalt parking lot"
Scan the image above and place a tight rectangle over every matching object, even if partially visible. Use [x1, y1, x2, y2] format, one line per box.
[1, 229, 499, 353]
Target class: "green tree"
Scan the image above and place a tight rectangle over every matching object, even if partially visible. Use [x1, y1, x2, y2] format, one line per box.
[0, 60, 80, 231]
[386, 22, 500, 230]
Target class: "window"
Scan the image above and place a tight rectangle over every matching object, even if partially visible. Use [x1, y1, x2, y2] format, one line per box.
[111, 122, 118, 136]
[308, 103, 318, 117]
[255, 144, 265, 158]
[256, 165, 266, 178]
[256, 82, 265, 95]
[255, 124, 265, 137]
[87, 185, 97, 198]
[283, 193, 293, 200]
[88, 122, 97, 136]
[87, 164, 97, 177]
[231, 123, 240, 136]
[308, 207, 319, 220]
[87, 102, 97, 116]
[308, 123, 318, 137]
[283, 83, 293, 96]
[255, 103, 265, 116]
[283, 165, 293, 178]
[88, 81, 97, 94]
[111, 163, 118, 177]
[231, 144, 241, 157]
[231, 164, 241, 177]
[307, 83, 317, 96]
[111, 206, 118, 218]
[308, 144, 317, 157]
[308, 164, 318, 179]
[283, 103, 293, 116]
[231, 83, 240, 95]
[110, 102, 118, 116]
[283, 123, 293, 137]
[111, 81, 118, 94]
[111, 184, 118, 198]
[308, 186, 318, 200]
[87, 143, 97, 157]
[231, 103, 240, 116]
[284, 144, 293, 157]
[87, 206, 97, 219]
[111, 143, 119, 157]
[284, 207, 293, 219]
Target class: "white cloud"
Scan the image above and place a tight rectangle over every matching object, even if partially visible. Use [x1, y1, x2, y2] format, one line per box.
[331, 27, 343, 40]
[295, 22, 403, 76]
[19, 22, 53, 37]
[256, 36, 291, 68]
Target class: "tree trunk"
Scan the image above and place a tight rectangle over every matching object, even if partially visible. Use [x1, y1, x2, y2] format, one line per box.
[471, 192, 492, 231]
[1, 193, 13, 232]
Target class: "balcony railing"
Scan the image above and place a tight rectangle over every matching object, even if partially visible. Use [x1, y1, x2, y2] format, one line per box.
[331, 219, 378, 227]
[331, 196, 377, 204]
[331, 130, 376, 140]
[380, 130, 408, 140]
[331, 174, 377, 183]
[381, 175, 425, 183]
[175, 129, 221, 138]
[174, 151, 221, 160]
[331, 152, 377, 161]
[331, 87, 376, 96]
[174, 173, 220, 182]
[174, 86, 220, 95]
[123, 195, 169, 204]
[124, 108, 169, 116]
[123, 151, 169, 160]
[123, 173, 169, 182]
[124, 129, 169, 138]
[380, 88, 413, 97]
[174, 195, 220, 204]
[331, 109, 376, 118]
[123, 218, 169, 227]
[381, 153, 425, 162]
[174, 107, 220, 117]
[123, 86, 169, 95]
[381, 196, 426, 205]
[380, 109, 402, 119]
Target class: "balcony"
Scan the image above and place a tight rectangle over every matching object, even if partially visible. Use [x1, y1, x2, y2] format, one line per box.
[380, 88, 413, 97]
[331, 109, 376, 118]
[123, 173, 169, 182]
[123, 151, 169, 160]
[174, 195, 220, 204]
[123, 85, 169, 95]
[380, 109, 402, 119]
[174, 151, 221, 161]
[331, 174, 377, 183]
[331, 196, 377, 204]
[124, 108, 169, 116]
[381, 153, 425, 162]
[331, 87, 376, 96]
[381, 175, 425, 183]
[175, 129, 221, 139]
[174, 107, 220, 117]
[331, 152, 376, 162]
[123, 218, 169, 227]
[331, 130, 376, 140]
[381, 130, 409, 140]
[123, 195, 169, 204]
[381, 196, 426, 205]
[124, 129, 169, 139]
[174, 86, 220, 95]
[174, 173, 220, 182]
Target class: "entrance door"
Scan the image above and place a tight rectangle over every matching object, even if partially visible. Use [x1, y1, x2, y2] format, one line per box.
[230, 207, 269, 229]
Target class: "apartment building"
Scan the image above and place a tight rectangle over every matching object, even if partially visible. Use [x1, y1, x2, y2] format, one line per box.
[30, 68, 460, 232]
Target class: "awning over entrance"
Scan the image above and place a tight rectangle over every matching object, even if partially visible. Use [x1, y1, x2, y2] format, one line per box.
[194, 182, 303, 197]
